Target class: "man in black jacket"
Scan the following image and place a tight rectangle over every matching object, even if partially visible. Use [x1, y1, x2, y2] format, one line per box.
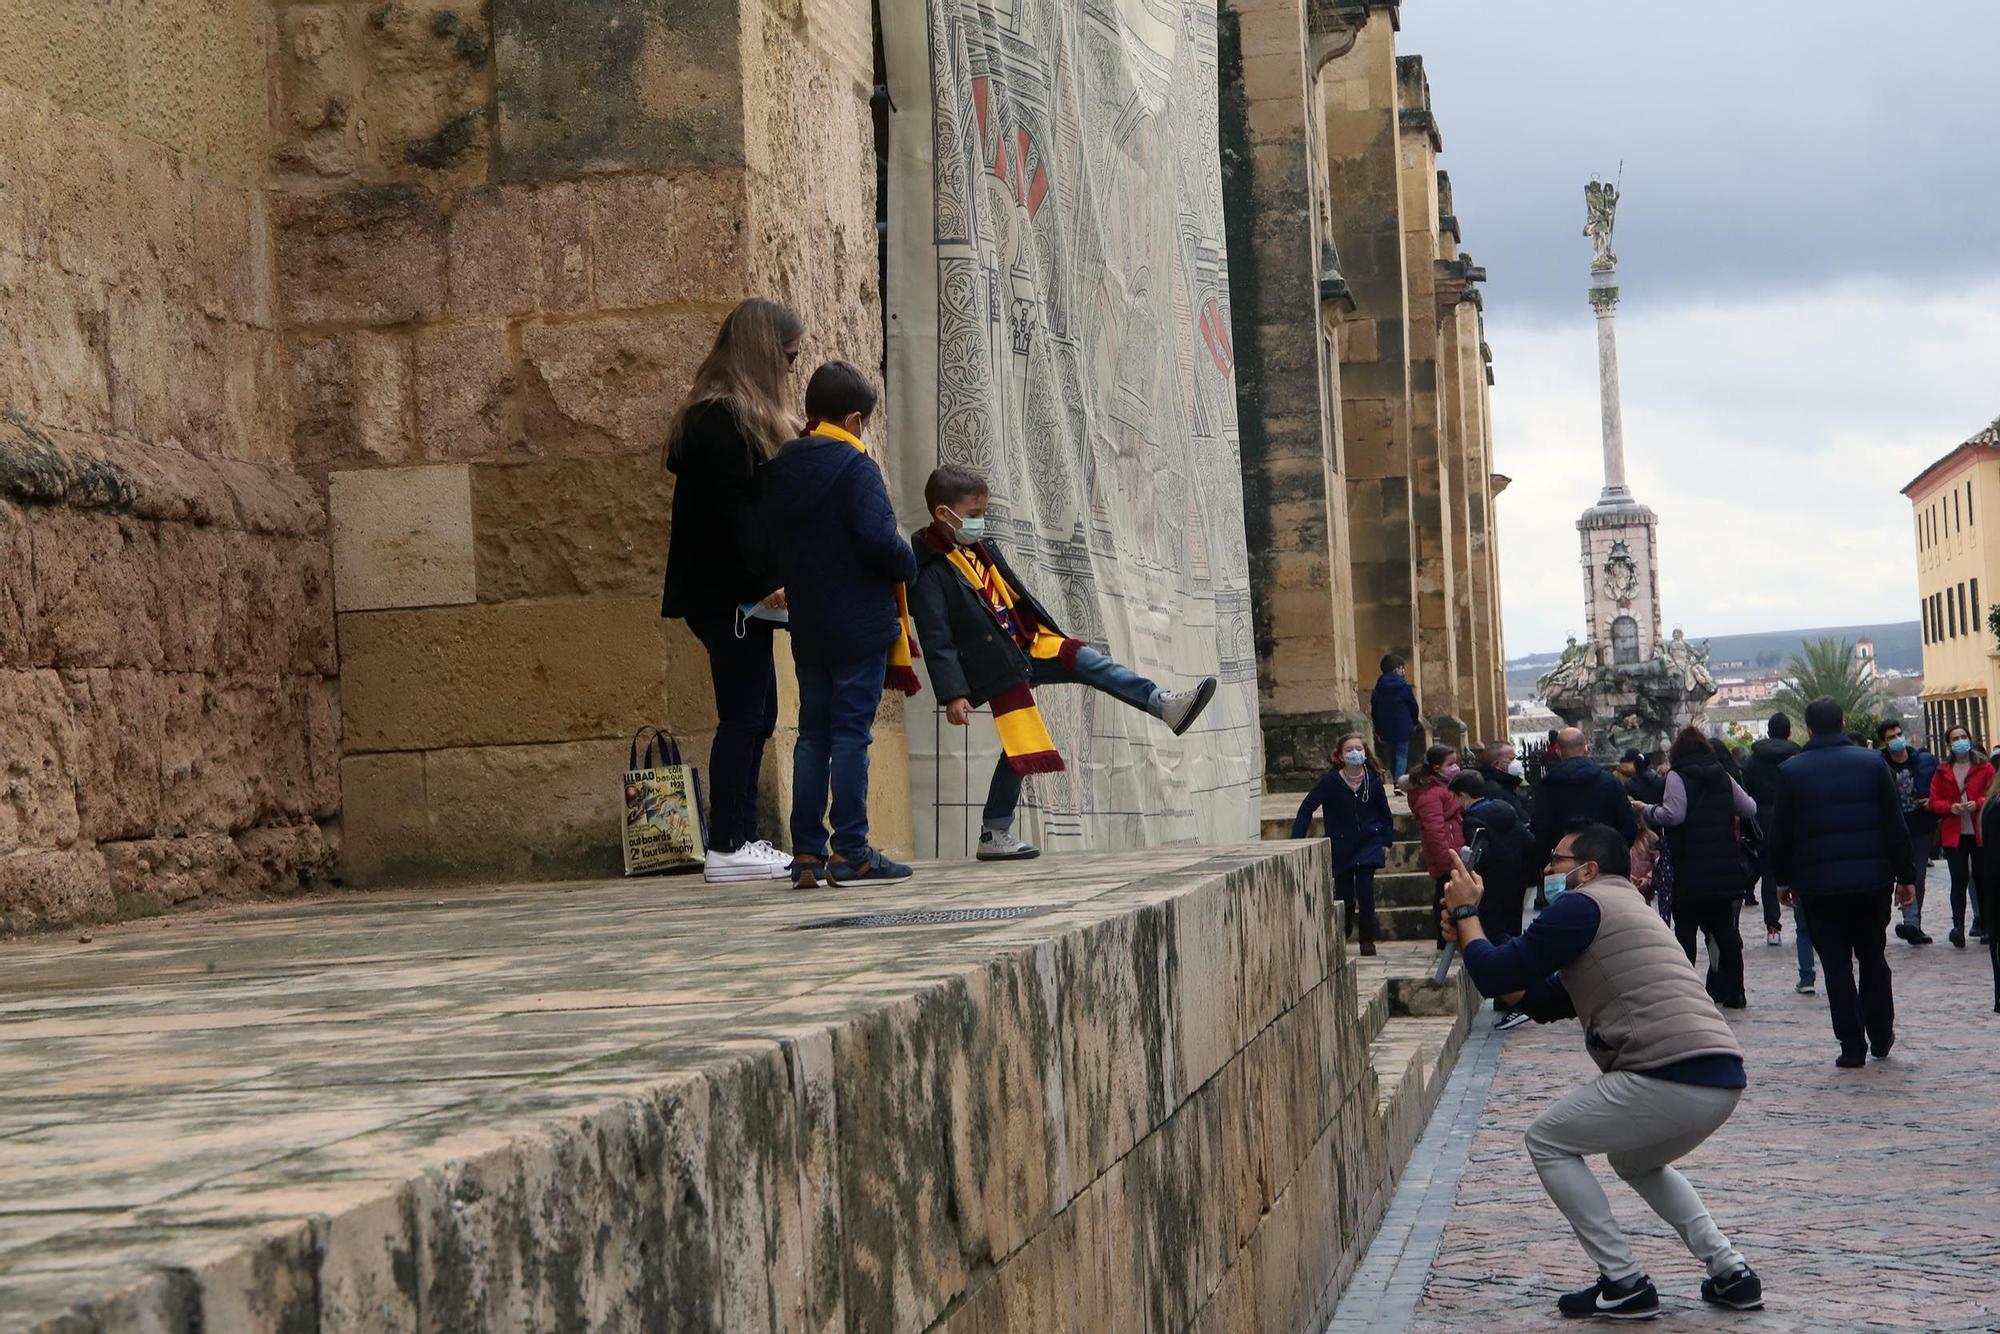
[906, 466, 1216, 861]
[1535, 728, 1639, 865]
[1743, 713, 1803, 946]
[1767, 697, 1917, 1068]
[1477, 740, 1534, 827]
[1618, 750, 1667, 804]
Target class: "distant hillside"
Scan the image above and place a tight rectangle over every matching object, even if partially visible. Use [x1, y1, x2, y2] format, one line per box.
[1506, 621, 1921, 699]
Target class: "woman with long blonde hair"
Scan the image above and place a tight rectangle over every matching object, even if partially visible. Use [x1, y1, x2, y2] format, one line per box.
[661, 297, 804, 884]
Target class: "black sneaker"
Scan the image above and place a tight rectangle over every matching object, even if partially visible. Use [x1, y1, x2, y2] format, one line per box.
[1894, 922, 1919, 944]
[1558, 1273, 1659, 1320]
[1495, 1009, 1532, 1032]
[1871, 1031, 1894, 1059]
[1701, 1264, 1764, 1311]
[1835, 1048, 1866, 1069]
[1950, 927, 1966, 948]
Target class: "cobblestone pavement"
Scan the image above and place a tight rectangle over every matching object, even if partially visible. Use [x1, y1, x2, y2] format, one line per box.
[1403, 888, 2000, 1332]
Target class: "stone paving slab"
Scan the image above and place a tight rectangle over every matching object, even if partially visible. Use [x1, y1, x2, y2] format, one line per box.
[1400, 888, 2000, 1333]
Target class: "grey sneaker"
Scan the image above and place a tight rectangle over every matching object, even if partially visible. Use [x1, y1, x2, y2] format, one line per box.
[1160, 677, 1218, 736]
[977, 830, 1041, 861]
[1795, 980, 1816, 995]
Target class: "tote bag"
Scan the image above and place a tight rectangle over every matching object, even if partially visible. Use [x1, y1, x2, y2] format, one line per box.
[622, 726, 707, 876]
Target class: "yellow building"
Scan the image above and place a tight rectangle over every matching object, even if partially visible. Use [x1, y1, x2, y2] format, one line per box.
[1904, 419, 2000, 745]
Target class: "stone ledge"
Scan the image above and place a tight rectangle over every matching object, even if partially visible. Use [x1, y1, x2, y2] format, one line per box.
[0, 843, 1472, 1332]
[0, 411, 324, 538]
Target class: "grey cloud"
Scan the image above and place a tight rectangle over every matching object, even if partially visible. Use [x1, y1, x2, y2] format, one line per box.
[1398, 1, 2000, 314]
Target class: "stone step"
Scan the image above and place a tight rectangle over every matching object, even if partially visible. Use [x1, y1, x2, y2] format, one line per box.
[1375, 904, 1442, 943]
[1261, 811, 1421, 848]
[1374, 870, 1435, 909]
[1348, 958, 1394, 1047]
[1370, 1015, 1472, 1170]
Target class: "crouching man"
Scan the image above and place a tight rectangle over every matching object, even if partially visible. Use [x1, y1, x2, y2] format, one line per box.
[1440, 824, 1764, 1320]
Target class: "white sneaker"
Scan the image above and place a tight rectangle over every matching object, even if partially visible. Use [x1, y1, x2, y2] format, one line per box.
[977, 830, 1041, 861]
[1159, 677, 1218, 736]
[704, 841, 791, 883]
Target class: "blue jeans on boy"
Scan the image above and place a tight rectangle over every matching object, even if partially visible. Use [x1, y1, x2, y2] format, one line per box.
[1385, 738, 1411, 779]
[1793, 900, 1815, 988]
[792, 650, 889, 861]
[981, 647, 1160, 832]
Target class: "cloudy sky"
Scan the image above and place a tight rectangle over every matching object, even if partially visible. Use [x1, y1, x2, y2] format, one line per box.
[1396, 1, 2000, 656]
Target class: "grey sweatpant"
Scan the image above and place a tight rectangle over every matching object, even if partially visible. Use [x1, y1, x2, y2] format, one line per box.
[1525, 1069, 1747, 1283]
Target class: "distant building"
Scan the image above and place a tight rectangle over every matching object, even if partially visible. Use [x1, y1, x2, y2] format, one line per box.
[1853, 638, 1877, 681]
[1714, 673, 1780, 703]
[1903, 418, 2000, 743]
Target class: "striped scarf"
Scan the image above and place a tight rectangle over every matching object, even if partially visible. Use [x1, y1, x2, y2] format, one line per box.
[807, 421, 922, 697]
[943, 542, 1081, 775]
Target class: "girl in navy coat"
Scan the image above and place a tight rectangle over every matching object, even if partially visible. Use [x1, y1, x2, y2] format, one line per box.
[1294, 733, 1395, 954]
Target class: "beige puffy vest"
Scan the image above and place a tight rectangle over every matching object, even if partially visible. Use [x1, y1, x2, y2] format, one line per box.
[1559, 877, 1744, 1074]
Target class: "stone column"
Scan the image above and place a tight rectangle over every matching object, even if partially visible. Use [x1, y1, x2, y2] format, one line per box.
[1480, 334, 1508, 720]
[1592, 268, 1632, 504]
[1395, 56, 1459, 726]
[1219, 0, 1366, 786]
[1320, 6, 1419, 706]
[1435, 220, 1483, 737]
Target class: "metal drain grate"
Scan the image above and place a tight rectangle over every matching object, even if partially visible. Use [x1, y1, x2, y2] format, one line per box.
[796, 905, 1059, 930]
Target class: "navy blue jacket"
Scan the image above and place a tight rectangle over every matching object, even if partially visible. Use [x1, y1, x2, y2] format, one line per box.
[1883, 748, 1939, 833]
[1369, 672, 1421, 743]
[1766, 734, 1915, 898]
[759, 435, 917, 666]
[1532, 755, 1638, 862]
[1292, 767, 1394, 873]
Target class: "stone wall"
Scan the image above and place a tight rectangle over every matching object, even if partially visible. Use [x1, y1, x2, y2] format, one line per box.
[301, 0, 910, 885]
[0, 2, 337, 932]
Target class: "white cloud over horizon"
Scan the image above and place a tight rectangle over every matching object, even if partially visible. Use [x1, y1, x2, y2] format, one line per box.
[1487, 278, 2000, 654]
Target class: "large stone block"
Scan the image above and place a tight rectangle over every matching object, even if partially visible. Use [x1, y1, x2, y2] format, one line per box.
[0, 84, 54, 264]
[415, 322, 520, 459]
[420, 739, 626, 881]
[518, 312, 713, 456]
[338, 751, 429, 887]
[328, 464, 477, 612]
[30, 509, 164, 669]
[108, 287, 225, 454]
[0, 668, 81, 852]
[354, 1, 492, 183]
[272, 4, 363, 178]
[218, 532, 338, 676]
[194, 182, 272, 327]
[159, 674, 313, 835]
[273, 186, 446, 327]
[338, 595, 712, 751]
[6, 256, 113, 433]
[471, 454, 672, 602]
[121, 0, 269, 174]
[0, 500, 39, 667]
[0, 846, 112, 931]
[59, 668, 165, 843]
[219, 324, 284, 466]
[589, 170, 748, 310]
[492, 0, 747, 180]
[286, 330, 417, 466]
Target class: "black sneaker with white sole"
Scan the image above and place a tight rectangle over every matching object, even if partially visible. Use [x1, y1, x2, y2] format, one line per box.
[1557, 1273, 1659, 1320]
[1701, 1264, 1764, 1311]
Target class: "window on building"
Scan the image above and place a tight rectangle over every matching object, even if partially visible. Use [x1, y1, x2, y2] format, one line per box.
[1968, 481, 1975, 527]
[1956, 491, 1963, 532]
[1960, 582, 1970, 638]
[1949, 590, 1958, 638]
[1975, 578, 1983, 642]
[1924, 598, 1934, 644]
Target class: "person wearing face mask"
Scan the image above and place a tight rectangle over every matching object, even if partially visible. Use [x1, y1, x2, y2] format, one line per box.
[1292, 735, 1395, 955]
[1440, 825, 1762, 1320]
[906, 466, 1218, 862]
[1408, 745, 1467, 948]
[1877, 720, 1938, 946]
[1476, 740, 1535, 828]
[1926, 724, 1992, 947]
[1743, 713, 1803, 949]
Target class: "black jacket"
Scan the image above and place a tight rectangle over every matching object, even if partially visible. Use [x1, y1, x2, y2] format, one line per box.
[1292, 767, 1394, 873]
[758, 435, 916, 665]
[1623, 769, 1666, 804]
[660, 400, 782, 621]
[907, 531, 1068, 706]
[1767, 734, 1915, 898]
[1480, 766, 1534, 827]
[1742, 736, 1801, 825]
[1534, 756, 1638, 862]
[1464, 796, 1537, 898]
[1663, 753, 1751, 900]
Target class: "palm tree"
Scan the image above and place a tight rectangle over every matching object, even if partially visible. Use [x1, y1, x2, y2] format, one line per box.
[1770, 638, 1891, 735]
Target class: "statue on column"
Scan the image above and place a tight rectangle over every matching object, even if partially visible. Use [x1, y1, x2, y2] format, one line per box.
[1584, 177, 1619, 273]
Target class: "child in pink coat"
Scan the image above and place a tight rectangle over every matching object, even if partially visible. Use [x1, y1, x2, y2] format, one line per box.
[1406, 743, 1465, 948]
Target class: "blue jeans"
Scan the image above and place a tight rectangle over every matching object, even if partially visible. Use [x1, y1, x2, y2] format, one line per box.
[1384, 738, 1411, 779]
[981, 647, 1160, 832]
[791, 651, 888, 860]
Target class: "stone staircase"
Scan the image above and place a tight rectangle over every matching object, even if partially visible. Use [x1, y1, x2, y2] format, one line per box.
[1347, 942, 1477, 1195]
[1263, 791, 1442, 943]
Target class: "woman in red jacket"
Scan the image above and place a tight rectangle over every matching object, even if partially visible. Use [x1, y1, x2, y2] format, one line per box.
[1927, 723, 1993, 948]
[1407, 743, 1465, 948]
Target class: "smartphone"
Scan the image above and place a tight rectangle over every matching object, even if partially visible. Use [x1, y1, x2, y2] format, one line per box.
[1459, 827, 1489, 872]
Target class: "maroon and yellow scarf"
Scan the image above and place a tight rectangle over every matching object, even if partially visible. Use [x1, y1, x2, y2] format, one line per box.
[930, 530, 1081, 775]
[808, 421, 922, 696]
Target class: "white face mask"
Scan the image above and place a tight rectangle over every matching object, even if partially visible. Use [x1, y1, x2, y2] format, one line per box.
[1506, 759, 1525, 778]
[1342, 750, 1368, 768]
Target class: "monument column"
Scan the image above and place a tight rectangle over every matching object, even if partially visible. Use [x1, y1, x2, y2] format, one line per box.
[1592, 270, 1631, 504]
